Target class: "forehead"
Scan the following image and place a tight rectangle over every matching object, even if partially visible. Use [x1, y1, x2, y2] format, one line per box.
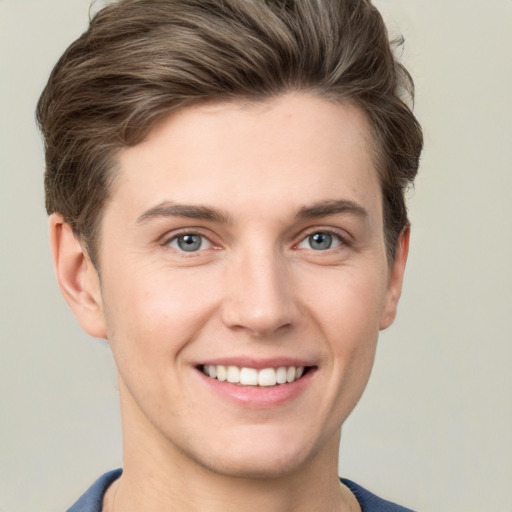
[110, 93, 381, 225]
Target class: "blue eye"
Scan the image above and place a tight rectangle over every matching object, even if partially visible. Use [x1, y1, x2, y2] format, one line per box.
[298, 232, 342, 251]
[168, 234, 211, 252]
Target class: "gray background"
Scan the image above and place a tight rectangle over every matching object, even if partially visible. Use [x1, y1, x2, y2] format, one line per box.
[1, 1, 511, 510]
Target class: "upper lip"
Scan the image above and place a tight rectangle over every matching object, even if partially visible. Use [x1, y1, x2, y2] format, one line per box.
[196, 357, 316, 370]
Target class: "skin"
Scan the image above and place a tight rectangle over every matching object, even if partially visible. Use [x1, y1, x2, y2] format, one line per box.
[50, 93, 409, 512]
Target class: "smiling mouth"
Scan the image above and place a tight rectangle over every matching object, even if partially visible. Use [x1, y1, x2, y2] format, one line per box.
[199, 365, 313, 387]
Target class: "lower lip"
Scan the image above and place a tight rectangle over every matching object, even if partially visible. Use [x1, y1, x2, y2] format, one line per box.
[196, 369, 315, 409]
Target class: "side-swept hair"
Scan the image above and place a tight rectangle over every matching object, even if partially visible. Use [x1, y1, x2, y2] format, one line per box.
[37, 0, 423, 264]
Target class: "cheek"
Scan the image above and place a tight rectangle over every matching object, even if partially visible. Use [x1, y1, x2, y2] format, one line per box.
[295, 268, 384, 433]
[302, 266, 387, 346]
[102, 267, 218, 362]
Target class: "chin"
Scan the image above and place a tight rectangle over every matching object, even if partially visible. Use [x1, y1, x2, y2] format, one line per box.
[185, 426, 327, 480]
[198, 450, 311, 480]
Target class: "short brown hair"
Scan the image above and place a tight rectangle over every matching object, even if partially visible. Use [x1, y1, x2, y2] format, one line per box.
[37, 0, 423, 265]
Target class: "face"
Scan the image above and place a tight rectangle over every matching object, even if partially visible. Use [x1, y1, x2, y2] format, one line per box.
[72, 93, 407, 478]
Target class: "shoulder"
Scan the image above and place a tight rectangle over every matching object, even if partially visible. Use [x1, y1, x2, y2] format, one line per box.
[341, 478, 418, 512]
[66, 469, 122, 512]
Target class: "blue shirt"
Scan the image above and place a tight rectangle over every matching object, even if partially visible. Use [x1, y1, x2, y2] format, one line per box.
[67, 469, 417, 512]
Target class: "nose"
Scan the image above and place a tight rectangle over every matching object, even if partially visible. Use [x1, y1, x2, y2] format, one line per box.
[220, 247, 299, 337]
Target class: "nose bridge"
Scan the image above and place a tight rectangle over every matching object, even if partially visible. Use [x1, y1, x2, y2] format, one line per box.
[221, 243, 297, 336]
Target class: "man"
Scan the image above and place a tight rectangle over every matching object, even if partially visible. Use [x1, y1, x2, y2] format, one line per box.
[37, 0, 423, 510]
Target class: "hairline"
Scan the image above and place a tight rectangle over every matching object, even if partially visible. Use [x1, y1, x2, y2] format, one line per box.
[81, 92, 398, 271]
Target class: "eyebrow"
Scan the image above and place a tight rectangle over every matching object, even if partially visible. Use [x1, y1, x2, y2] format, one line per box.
[136, 199, 368, 225]
[136, 202, 230, 224]
[295, 200, 368, 221]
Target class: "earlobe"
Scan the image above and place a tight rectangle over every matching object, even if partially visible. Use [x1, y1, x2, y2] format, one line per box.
[379, 225, 410, 330]
[49, 214, 107, 338]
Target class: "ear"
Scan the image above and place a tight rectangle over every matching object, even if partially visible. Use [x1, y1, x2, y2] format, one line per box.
[49, 214, 107, 338]
[379, 225, 410, 330]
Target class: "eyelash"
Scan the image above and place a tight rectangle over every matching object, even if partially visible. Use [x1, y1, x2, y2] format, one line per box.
[295, 229, 347, 251]
[162, 228, 349, 254]
[163, 230, 215, 253]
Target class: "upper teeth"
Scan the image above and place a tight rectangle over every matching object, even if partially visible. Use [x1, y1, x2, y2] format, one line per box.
[202, 365, 305, 386]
